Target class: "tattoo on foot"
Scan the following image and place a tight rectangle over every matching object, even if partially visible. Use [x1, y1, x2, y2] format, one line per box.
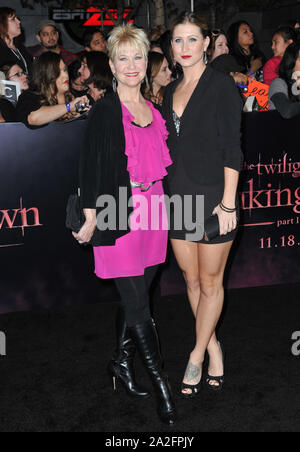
[184, 362, 200, 383]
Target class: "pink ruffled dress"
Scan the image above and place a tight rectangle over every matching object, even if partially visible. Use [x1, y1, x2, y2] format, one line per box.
[93, 100, 172, 279]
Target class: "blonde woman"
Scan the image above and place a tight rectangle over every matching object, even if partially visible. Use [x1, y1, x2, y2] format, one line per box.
[73, 24, 176, 426]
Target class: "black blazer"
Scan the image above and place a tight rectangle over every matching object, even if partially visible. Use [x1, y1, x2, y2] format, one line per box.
[79, 92, 133, 246]
[162, 65, 243, 186]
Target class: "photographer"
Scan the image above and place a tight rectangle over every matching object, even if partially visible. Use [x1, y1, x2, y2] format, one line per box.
[16, 52, 89, 129]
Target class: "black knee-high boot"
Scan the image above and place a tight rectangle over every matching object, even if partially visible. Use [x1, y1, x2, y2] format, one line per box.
[108, 308, 150, 398]
[129, 318, 177, 426]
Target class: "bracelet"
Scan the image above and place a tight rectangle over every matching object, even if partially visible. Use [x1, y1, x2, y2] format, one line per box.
[220, 202, 237, 213]
[65, 103, 71, 113]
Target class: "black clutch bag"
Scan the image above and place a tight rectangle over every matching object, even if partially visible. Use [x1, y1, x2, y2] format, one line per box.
[65, 193, 98, 246]
[204, 214, 220, 241]
[204, 212, 239, 241]
[66, 194, 84, 234]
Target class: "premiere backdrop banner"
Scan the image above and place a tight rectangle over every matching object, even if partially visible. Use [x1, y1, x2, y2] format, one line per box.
[0, 111, 299, 314]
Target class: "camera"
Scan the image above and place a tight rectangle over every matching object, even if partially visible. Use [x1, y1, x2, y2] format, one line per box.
[75, 101, 88, 113]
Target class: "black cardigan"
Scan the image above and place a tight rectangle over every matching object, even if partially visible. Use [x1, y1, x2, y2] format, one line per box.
[79, 92, 133, 246]
[162, 65, 243, 186]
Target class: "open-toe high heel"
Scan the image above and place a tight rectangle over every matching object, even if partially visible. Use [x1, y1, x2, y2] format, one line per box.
[180, 381, 202, 399]
[180, 360, 202, 399]
[206, 341, 225, 392]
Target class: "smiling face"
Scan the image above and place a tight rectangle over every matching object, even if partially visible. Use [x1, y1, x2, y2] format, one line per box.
[7, 13, 21, 39]
[211, 34, 229, 61]
[109, 42, 147, 90]
[172, 23, 210, 68]
[55, 59, 69, 95]
[8, 64, 29, 91]
[272, 33, 292, 58]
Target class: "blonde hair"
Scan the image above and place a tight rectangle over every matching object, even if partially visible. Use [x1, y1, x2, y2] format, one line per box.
[107, 24, 150, 61]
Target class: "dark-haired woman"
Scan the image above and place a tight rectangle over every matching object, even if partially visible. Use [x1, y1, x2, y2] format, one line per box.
[0, 7, 32, 74]
[263, 26, 295, 86]
[269, 41, 300, 118]
[16, 52, 90, 128]
[162, 12, 242, 397]
[79, 51, 113, 102]
[227, 20, 266, 81]
[68, 60, 88, 98]
[144, 51, 172, 108]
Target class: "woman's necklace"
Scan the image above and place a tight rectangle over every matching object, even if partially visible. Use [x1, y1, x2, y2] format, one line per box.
[9, 47, 28, 75]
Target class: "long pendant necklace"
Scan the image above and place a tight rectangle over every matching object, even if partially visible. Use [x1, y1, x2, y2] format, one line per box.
[10, 47, 28, 74]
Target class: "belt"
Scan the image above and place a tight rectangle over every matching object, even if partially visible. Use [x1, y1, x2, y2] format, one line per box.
[130, 180, 157, 192]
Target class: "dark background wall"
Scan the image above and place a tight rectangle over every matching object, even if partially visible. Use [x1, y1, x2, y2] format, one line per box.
[1, 111, 300, 314]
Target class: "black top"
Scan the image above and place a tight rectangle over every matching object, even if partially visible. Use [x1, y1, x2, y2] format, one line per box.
[79, 92, 133, 246]
[0, 39, 33, 74]
[0, 97, 16, 122]
[16, 90, 43, 129]
[161, 65, 243, 243]
[230, 47, 266, 81]
[162, 65, 243, 186]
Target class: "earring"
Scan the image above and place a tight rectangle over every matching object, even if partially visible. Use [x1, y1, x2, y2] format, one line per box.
[203, 51, 208, 65]
[112, 75, 118, 92]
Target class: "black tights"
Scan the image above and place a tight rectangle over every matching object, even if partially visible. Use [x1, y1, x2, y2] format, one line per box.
[114, 265, 158, 327]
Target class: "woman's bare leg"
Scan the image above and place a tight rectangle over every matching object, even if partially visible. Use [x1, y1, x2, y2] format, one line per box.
[171, 239, 231, 391]
[181, 241, 233, 392]
[171, 239, 200, 316]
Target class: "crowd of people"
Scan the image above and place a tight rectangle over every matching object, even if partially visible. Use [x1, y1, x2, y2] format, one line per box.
[1, 6, 300, 123]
